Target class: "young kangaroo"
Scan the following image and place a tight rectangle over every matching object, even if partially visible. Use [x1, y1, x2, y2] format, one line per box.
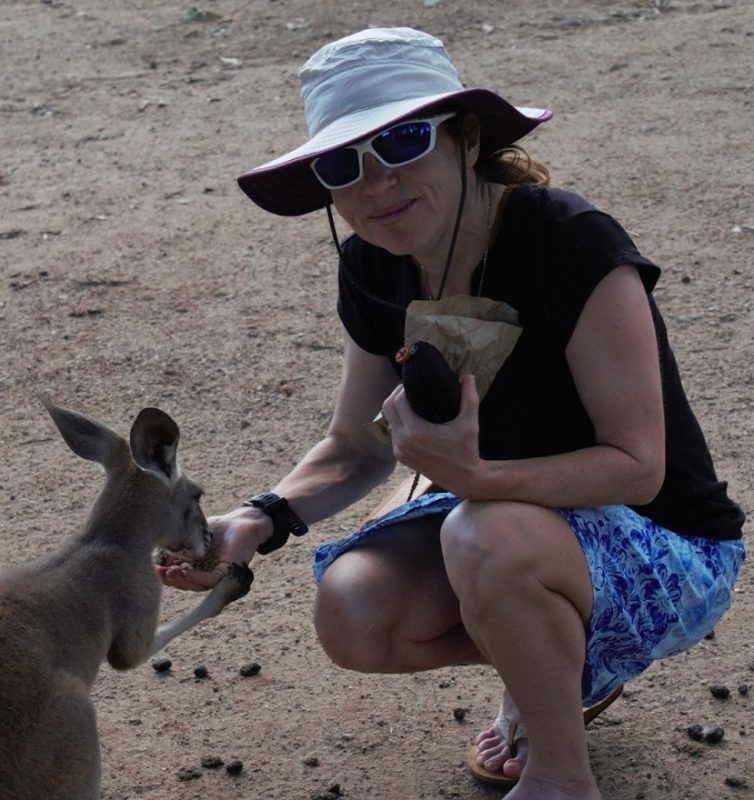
[0, 399, 253, 800]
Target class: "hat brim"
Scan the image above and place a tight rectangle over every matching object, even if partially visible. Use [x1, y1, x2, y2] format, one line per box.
[237, 88, 552, 217]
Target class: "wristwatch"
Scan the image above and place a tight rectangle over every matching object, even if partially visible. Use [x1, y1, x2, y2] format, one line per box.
[242, 492, 309, 554]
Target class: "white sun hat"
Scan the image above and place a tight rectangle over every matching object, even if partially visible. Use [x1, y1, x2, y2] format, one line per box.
[237, 27, 552, 216]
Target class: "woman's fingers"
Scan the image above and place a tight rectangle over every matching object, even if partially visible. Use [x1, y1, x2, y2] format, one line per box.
[155, 563, 228, 591]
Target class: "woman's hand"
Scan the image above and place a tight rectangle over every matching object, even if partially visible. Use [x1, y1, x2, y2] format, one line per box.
[156, 507, 274, 592]
[381, 373, 481, 496]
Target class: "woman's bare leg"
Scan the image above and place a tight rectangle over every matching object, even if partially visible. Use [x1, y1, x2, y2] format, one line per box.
[314, 515, 482, 673]
[442, 500, 600, 800]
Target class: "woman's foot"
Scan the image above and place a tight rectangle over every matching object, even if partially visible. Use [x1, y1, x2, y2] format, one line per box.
[473, 684, 625, 783]
[474, 691, 528, 781]
[473, 691, 603, 798]
[506, 773, 602, 800]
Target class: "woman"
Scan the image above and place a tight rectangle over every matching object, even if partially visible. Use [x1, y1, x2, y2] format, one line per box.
[159, 28, 745, 800]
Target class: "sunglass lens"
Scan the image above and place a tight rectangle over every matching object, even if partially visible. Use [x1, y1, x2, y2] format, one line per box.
[313, 148, 360, 188]
[372, 121, 432, 165]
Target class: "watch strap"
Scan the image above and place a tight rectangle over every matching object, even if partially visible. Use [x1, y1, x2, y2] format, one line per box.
[242, 492, 308, 554]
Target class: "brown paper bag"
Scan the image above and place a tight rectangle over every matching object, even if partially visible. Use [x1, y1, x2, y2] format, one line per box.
[404, 295, 521, 400]
[369, 295, 522, 443]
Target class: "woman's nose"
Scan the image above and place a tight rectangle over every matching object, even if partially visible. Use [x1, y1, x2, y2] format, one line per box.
[361, 153, 396, 190]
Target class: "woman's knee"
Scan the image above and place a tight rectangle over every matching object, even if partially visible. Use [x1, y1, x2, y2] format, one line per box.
[441, 501, 592, 620]
[313, 550, 403, 671]
[441, 501, 537, 576]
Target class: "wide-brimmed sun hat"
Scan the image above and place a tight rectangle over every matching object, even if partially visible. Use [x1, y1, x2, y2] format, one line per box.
[237, 27, 552, 217]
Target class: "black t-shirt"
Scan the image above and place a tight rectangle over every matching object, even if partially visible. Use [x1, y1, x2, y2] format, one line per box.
[336, 184, 745, 541]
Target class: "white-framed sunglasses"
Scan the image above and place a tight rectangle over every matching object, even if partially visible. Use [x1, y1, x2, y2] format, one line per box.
[311, 111, 456, 190]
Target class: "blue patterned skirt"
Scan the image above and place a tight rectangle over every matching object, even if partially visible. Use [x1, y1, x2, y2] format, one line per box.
[313, 494, 745, 706]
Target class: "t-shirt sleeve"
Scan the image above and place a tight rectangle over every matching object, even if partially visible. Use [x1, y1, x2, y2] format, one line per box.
[335, 236, 418, 359]
[547, 210, 661, 346]
[335, 236, 393, 355]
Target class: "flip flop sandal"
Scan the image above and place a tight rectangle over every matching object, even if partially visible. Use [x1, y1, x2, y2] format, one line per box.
[466, 684, 624, 786]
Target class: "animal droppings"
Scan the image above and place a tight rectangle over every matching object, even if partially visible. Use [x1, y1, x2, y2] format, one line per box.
[151, 657, 172, 673]
[177, 767, 202, 781]
[709, 684, 731, 700]
[240, 661, 261, 676]
[687, 723, 705, 741]
[705, 725, 725, 744]
[193, 664, 209, 679]
[225, 758, 243, 775]
[311, 784, 343, 800]
[687, 723, 725, 744]
[201, 755, 224, 769]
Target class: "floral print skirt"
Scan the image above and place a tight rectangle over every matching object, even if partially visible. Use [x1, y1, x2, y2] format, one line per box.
[313, 493, 745, 706]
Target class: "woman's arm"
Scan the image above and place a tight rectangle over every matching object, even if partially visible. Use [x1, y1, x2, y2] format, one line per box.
[382, 264, 666, 507]
[160, 331, 399, 589]
[271, 332, 400, 522]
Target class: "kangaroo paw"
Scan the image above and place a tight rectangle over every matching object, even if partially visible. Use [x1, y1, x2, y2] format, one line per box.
[216, 562, 254, 604]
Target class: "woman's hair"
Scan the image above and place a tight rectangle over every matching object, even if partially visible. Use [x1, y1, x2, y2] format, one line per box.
[444, 111, 551, 186]
[481, 145, 550, 186]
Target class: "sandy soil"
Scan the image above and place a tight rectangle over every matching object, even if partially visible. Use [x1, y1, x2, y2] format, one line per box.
[1, 1, 753, 798]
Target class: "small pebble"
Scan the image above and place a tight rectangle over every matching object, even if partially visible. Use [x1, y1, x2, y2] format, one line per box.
[240, 661, 261, 677]
[201, 755, 224, 769]
[738, 684, 749, 696]
[453, 707, 468, 722]
[193, 665, 209, 679]
[725, 776, 748, 788]
[177, 767, 202, 781]
[151, 657, 172, 673]
[704, 629, 715, 640]
[225, 759, 243, 775]
[709, 684, 730, 700]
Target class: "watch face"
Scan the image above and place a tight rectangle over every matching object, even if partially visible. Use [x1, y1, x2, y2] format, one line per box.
[248, 493, 281, 510]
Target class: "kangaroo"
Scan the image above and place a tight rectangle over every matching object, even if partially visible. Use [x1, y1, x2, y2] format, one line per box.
[0, 399, 253, 800]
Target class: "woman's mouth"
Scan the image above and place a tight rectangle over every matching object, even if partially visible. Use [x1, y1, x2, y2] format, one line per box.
[370, 199, 415, 224]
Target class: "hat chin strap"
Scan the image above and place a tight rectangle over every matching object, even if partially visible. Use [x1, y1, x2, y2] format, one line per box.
[324, 131, 468, 310]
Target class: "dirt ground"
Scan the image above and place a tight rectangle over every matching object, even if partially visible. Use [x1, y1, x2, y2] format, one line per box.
[1, 0, 753, 798]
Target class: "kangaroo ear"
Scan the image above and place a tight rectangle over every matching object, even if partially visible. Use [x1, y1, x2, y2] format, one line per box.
[41, 395, 124, 471]
[129, 408, 180, 480]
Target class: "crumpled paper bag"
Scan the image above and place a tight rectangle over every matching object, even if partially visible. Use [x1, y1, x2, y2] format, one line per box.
[369, 294, 522, 443]
[404, 295, 522, 401]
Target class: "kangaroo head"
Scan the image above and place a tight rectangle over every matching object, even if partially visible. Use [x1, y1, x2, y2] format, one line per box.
[43, 398, 211, 558]
[129, 408, 211, 557]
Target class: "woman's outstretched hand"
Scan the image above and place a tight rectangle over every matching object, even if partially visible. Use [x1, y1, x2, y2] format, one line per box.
[156, 507, 274, 592]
